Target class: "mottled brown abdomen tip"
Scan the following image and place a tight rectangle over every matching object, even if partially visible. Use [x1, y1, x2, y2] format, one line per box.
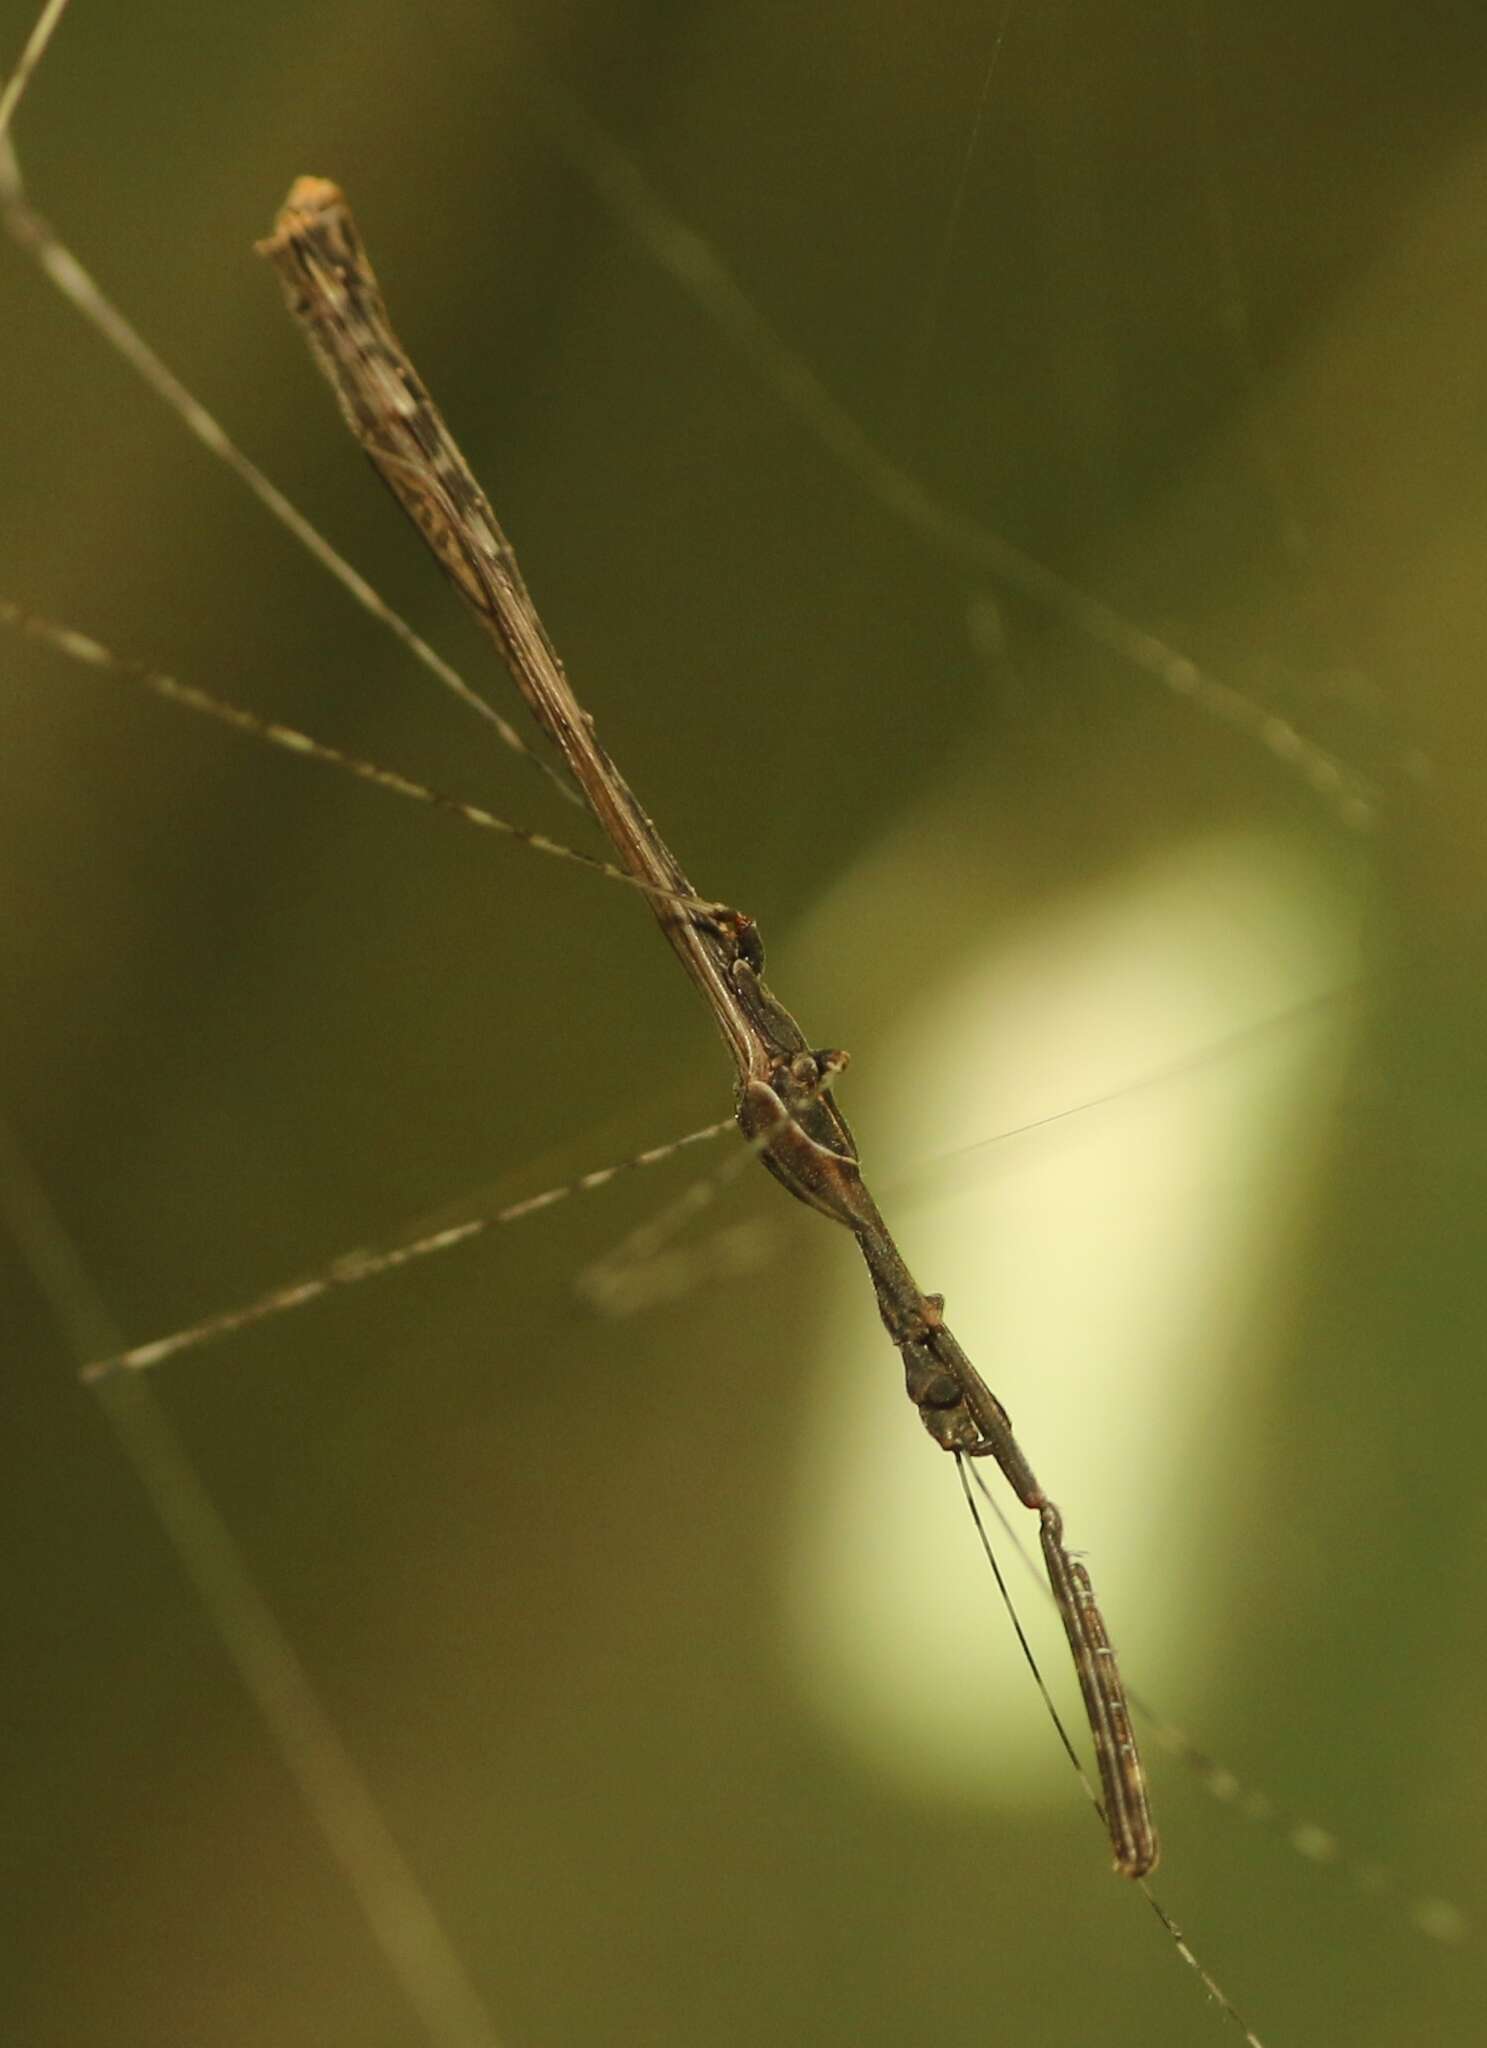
[254, 175, 346, 259]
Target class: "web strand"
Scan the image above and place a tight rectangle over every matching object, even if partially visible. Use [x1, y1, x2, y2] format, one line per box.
[954, 1461, 1267, 2045]
[528, 74, 1384, 829]
[0, 601, 730, 920]
[79, 1116, 734, 1381]
[964, 1462, 1472, 1953]
[0, 133, 579, 805]
[0, 1119, 506, 2048]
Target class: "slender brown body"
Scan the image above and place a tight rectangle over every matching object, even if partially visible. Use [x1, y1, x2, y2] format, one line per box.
[260, 178, 1157, 1878]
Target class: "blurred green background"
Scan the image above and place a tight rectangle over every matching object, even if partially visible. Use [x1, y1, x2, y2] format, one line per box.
[3, 2, 1486, 2043]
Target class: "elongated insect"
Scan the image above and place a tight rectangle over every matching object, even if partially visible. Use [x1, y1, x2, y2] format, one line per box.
[2, 9, 1482, 2048]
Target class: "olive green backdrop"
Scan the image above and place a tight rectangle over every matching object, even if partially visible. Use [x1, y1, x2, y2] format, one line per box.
[3, 3, 1485, 2044]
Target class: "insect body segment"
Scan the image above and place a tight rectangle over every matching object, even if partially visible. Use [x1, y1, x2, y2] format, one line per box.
[264, 176, 1157, 1884]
